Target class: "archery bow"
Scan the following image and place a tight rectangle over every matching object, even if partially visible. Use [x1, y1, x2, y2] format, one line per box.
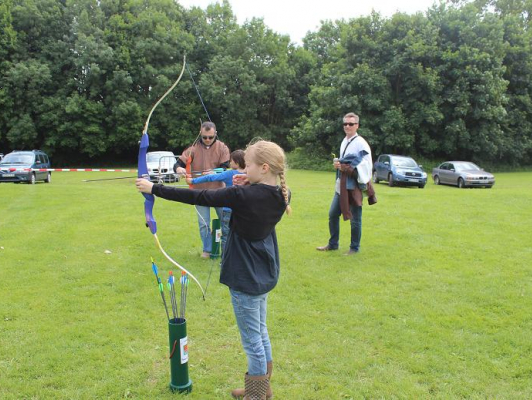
[138, 54, 206, 300]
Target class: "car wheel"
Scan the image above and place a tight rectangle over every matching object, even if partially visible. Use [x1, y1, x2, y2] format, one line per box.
[458, 178, 465, 188]
[29, 173, 36, 185]
[418, 184, 425, 189]
[485, 185, 493, 189]
[434, 175, 440, 185]
[388, 174, 394, 187]
[372, 171, 379, 184]
[45, 172, 51, 183]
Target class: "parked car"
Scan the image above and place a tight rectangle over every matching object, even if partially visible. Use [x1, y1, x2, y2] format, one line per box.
[432, 161, 495, 188]
[373, 154, 427, 188]
[146, 151, 178, 183]
[0, 150, 51, 184]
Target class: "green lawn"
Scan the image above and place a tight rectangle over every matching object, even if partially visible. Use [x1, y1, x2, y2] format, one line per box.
[1, 170, 531, 399]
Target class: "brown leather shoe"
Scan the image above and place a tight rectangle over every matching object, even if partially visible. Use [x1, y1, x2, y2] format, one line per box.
[316, 245, 338, 251]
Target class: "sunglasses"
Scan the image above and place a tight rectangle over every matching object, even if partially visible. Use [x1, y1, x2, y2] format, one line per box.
[202, 135, 215, 140]
[343, 122, 358, 127]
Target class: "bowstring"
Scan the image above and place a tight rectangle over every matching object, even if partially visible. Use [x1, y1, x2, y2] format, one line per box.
[185, 62, 220, 295]
[186, 63, 212, 122]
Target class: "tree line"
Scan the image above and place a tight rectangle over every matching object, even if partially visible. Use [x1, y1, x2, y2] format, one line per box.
[0, 0, 531, 166]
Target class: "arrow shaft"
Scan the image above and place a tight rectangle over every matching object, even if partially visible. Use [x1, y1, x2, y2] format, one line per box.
[83, 176, 137, 182]
[161, 291, 170, 321]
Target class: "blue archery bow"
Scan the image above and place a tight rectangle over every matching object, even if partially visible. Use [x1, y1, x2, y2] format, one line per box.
[138, 54, 206, 299]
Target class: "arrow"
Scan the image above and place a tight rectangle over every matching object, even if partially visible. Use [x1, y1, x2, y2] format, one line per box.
[151, 258, 170, 320]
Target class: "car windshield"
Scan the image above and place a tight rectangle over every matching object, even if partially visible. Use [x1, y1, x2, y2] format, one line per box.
[0, 154, 34, 165]
[392, 157, 417, 167]
[147, 153, 174, 163]
[454, 162, 480, 171]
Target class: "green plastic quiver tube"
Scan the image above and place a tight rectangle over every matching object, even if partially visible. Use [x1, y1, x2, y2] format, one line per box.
[168, 318, 192, 393]
[210, 218, 221, 259]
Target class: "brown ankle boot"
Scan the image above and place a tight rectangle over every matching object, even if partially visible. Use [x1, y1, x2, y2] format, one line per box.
[231, 362, 273, 399]
[266, 361, 273, 398]
[243, 373, 269, 400]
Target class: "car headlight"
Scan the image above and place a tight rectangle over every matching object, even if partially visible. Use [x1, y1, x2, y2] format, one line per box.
[465, 176, 475, 181]
[422, 172, 427, 178]
[395, 169, 406, 175]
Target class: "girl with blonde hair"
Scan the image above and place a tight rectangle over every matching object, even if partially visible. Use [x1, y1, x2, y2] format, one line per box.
[136, 140, 290, 399]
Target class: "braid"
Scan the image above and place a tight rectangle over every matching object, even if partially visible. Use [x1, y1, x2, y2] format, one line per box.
[279, 172, 292, 215]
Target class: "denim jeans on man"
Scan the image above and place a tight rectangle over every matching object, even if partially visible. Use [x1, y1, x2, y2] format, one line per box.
[230, 289, 271, 376]
[196, 205, 223, 253]
[327, 193, 362, 251]
[221, 209, 232, 254]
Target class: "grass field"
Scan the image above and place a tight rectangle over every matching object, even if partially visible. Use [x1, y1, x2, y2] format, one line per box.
[1, 170, 531, 399]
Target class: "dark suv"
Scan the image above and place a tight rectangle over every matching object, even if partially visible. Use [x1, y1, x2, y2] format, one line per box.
[0, 150, 52, 184]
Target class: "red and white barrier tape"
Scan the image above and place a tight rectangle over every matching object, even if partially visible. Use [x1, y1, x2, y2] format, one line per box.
[1, 168, 137, 172]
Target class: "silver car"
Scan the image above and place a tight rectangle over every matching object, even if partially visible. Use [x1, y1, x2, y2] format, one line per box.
[432, 161, 495, 188]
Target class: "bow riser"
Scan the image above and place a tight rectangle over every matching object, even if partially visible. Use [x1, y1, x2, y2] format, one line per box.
[138, 132, 157, 234]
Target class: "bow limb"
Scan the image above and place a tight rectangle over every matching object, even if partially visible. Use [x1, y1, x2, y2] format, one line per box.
[138, 53, 187, 234]
[153, 234, 206, 300]
[143, 55, 187, 134]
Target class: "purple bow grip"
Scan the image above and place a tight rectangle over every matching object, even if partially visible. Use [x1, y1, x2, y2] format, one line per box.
[138, 132, 157, 234]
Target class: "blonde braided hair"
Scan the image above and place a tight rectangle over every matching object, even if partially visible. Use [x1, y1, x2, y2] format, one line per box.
[279, 171, 292, 215]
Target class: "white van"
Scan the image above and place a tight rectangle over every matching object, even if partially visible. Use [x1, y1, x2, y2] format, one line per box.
[146, 151, 178, 183]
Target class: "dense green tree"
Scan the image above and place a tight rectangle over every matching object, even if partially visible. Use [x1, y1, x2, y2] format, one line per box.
[0, 0, 531, 166]
[499, 15, 532, 162]
[3, 60, 53, 149]
[197, 16, 309, 149]
[292, 4, 529, 164]
[199, 54, 264, 148]
[0, 0, 16, 61]
[0, 0, 69, 156]
[429, 4, 508, 161]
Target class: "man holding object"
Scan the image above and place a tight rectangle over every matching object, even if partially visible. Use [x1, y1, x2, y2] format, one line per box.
[316, 112, 376, 255]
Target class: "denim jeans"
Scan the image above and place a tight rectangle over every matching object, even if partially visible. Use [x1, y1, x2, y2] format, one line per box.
[221, 209, 232, 254]
[196, 205, 223, 253]
[230, 289, 272, 376]
[328, 193, 362, 251]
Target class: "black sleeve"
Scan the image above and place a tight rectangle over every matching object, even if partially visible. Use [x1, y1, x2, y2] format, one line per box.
[173, 159, 186, 172]
[152, 184, 243, 209]
[219, 160, 230, 169]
